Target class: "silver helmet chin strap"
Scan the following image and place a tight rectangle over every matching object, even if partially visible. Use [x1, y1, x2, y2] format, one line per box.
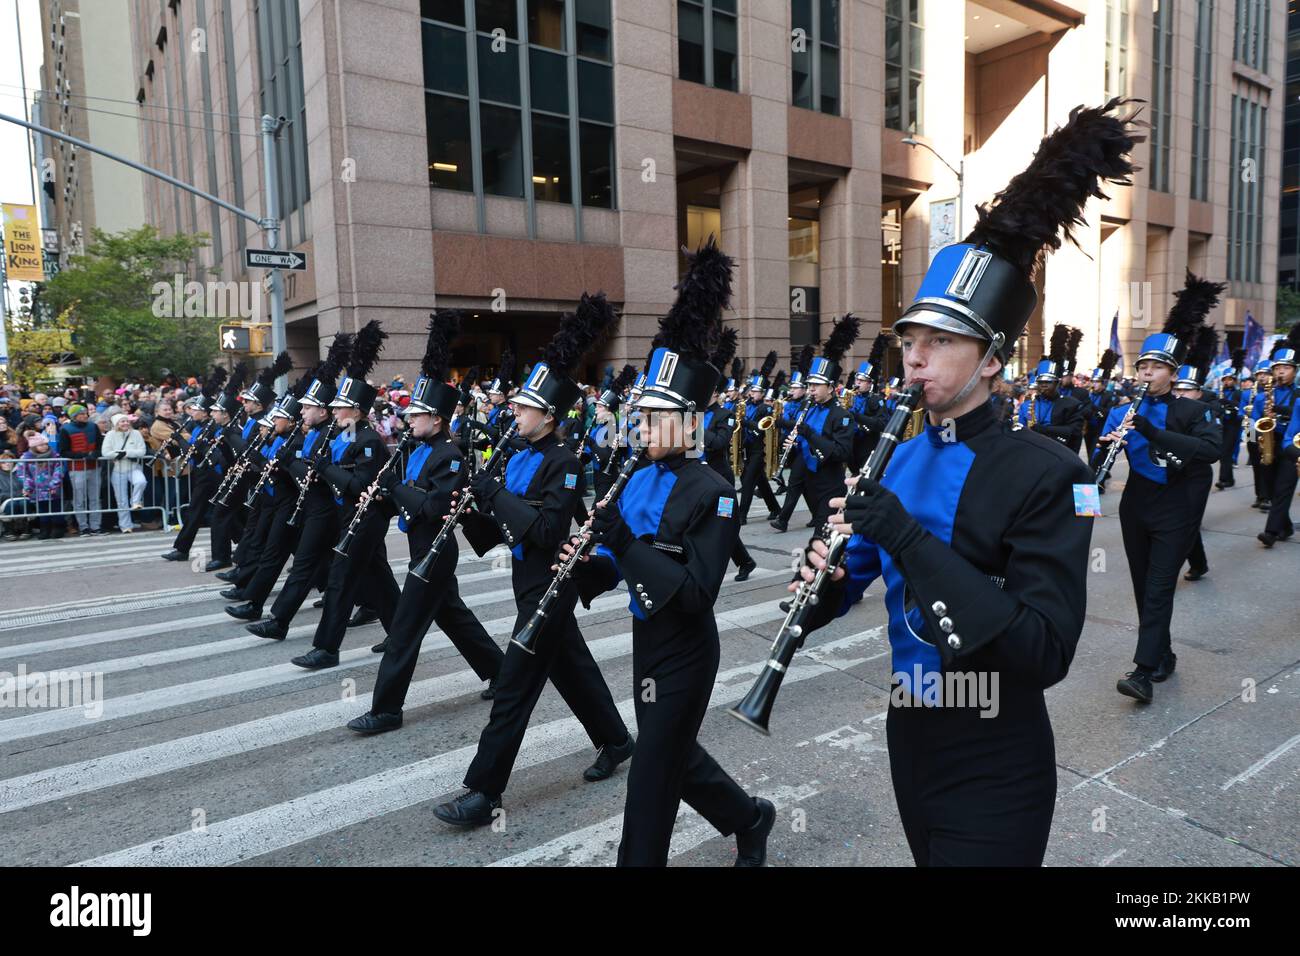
[946, 332, 1006, 410]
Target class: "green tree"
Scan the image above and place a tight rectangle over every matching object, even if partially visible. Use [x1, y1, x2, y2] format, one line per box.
[37, 226, 222, 381]
[1277, 287, 1300, 333]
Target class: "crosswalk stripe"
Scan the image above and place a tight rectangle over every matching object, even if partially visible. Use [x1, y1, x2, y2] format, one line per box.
[73, 626, 883, 866]
[0, 603, 790, 815]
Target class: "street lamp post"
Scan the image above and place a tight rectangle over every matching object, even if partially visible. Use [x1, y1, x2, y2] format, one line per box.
[901, 136, 964, 241]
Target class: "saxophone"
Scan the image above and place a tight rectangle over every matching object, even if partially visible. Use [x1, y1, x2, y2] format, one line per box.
[1258, 379, 1276, 466]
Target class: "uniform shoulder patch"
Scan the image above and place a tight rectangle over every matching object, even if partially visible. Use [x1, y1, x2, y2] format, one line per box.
[364, 446, 373, 457]
[842, 417, 850, 426]
[450, 459, 461, 472]
[563, 472, 578, 489]
[717, 496, 734, 518]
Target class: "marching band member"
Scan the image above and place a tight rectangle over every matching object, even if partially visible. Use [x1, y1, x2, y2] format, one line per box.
[433, 293, 633, 827]
[702, 328, 757, 581]
[348, 311, 504, 732]
[291, 321, 402, 669]
[1245, 360, 1272, 509]
[582, 365, 637, 501]
[563, 241, 774, 866]
[1172, 323, 1223, 582]
[790, 315, 859, 529]
[793, 98, 1139, 865]
[1214, 351, 1245, 489]
[1098, 273, 1225, 703]
[1017, 326, 1085, 453]
[159, 366, 226, 562]
[1083, 350, 1119, 464]
[203, 363, 248, 572]
[848, 335, 890, 473]
[770, 347, 814, 533]
[735, 352, 781, 525]
[1253, 329, 1298, 547]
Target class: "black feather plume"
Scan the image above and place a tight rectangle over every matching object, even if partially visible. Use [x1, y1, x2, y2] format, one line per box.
[1048, 325, 1070, 365]
[459, 365, 480, 402]
[612, 364, 638, 395]
[496, 350, 515, 388]
[729, 357, 743, 384]
[771, 370, 787, 393]
[710, 327, 739, 372]
[653, 236, 734, 360]
[759, 350, 778, 381]
[421, 310, 463, 381]
[201, 365, 228, 400]
[823, 313, 861, 364]
[1098, 348, 1118, 375]
[964, 97, 1143, 279]
[1279, 324, 1300, 356]
[1163, 270, 1226, 343]
[255, 351, 293, 389]
[1231, 348, 1246, 370]
[543, 292, 619, 376]
[290, 366, 315, 399]
[796, 344, 815, 376]
[1065, 327, 1083, 372]
[867, 332, 889, 371]
[222, 361, 248, 401]
[319, 332, 352, 383]
[346, 320, 387, 380]
[1188, 325, 1219, 380]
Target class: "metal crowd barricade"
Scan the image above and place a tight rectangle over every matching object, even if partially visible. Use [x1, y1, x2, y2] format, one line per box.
[0, 453, 191, 534]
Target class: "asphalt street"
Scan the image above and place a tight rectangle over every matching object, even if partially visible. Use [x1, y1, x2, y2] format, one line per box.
[0, 457, 1295, 867]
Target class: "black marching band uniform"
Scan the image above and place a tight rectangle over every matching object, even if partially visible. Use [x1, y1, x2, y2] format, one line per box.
[735, 352, 781, 523]
[1252, 328, 1299, 547]
[159, 367, 226, 562]
[202, 362, 249, 571]
[433, 294, 633, 826]
[1096, 272, 1226, 703]
[796, 98, 1140, 864]
[1083, 349, 1119, 464]
[1172, 322, 1224, 582]
[1016, 325, 1085, 454]
[790, 315, 859, 529]
[1214, 349, 1245, 489]
[700, 329, 757, 580]
[348, 312, 505, 732]
[848, 337, 890, 473]
[770, 348, 813, 532]
[583, 364, 637, 502]
[574, 239, 774, 866]
[292, 322, 403, 669]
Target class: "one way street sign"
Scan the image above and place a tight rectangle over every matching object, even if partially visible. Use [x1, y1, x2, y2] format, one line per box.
[245, 248, 306, 270]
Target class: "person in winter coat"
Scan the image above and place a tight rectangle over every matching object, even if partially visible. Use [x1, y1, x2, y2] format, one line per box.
[17, 432, 67, 538]
[102, 413, 149, 532]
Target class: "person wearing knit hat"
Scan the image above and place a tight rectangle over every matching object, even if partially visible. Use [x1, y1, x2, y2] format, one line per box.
[57, 402, 102, 535]
[101, 411, 149, 532]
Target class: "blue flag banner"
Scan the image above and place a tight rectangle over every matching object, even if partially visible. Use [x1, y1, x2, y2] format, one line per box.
[1243, 312, 1264, 368]
[1108, 311, 1123, 368]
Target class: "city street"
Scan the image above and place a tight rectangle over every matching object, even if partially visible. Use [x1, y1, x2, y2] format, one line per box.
[0, 458, 1294, 868]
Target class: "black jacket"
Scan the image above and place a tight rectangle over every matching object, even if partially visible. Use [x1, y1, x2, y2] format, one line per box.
[282, 422, 338, 518]
[384, 431, 468, 558]
[318, 421, 390, 510]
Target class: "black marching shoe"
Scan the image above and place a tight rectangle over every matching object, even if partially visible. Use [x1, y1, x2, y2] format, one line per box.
[778, 598, 792, 613]
[1116, 670, 1154, 703]
[735, 798, 776, 867]
[219, 586, 244, 600]
[1254, 498, 1272, 511]
[734, 560, 757, 582]
[224, 601, 263, 621]
[739, 515, 748, 526]
[204, 559, 231, 572]
[766, 511, 781, 522]
[1151, 652, 1177, 683]
[290, 648, 340, 670]
[433, 790, 501, 827]
[160, 549, 188, 562]
[246, 618, 288, 640]
[1183, 566, 1208, 581]
[312, 597, 325, 608]
[370, 639, 388, 654]
[347, 711, 402, 734]
[769, 520, 788, 532]
[583, 734, 635, 782]
[1258, 531, 1277, 548]
[215, 568, 240, 583]
[480, 677, 497, 700]
[348, 606, 381, 628]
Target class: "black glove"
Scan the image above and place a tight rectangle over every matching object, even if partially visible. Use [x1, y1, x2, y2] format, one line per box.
[797, 421, 815, 438]
[115, 450, 127, 459]
[377, 467, 401, 493]
[590, 501, 634, 556]
[1131, 414, 1156, 439]
[841, 478, 927, 557]
[470, 470, 502, 504]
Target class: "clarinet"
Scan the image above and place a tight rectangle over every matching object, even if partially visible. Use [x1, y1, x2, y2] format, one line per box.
[197, 426, 228, 469]
[286, 421, 339, 528]
[774, 398, 811, 472]
[408, 422, 518, 582]
[211, 427, 271, 505]
[176, 419, 216, 472]
[245, 421, 302, 507]
[601, 411, 621, 476]
[1092, 383, 1150, 487]
[729, 383, 924, 735]
[332, 430, 415, 557]
[511, 448, 645, 655]
[158, 414, 195, 461]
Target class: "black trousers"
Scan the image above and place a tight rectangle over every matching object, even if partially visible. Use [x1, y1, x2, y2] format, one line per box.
[172, 472, 218, 555]
[617, 629, 754, 866]
[207, 498, 244, 564]
[775, 456, 807, 525]
[463, 583, 628, 798]
[1119, 473, 1200, 669]
[1182, 470, 1212, 574]
[1218, 419, 1240, 485]
[232, 483, 264, 567]
[737, 450, 779, 519]
[268, 508, 339, 624]
[241, 496, 302, 609]
[311, 510, 401, 654]
[803, 465, 846, 529]
[234, 497, 278, 589]
[1247, 442, 1265, 499]
[1263, 459, 1298, 537]
[370, 546, 504, 714]
[887, 686, 1056, 866]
